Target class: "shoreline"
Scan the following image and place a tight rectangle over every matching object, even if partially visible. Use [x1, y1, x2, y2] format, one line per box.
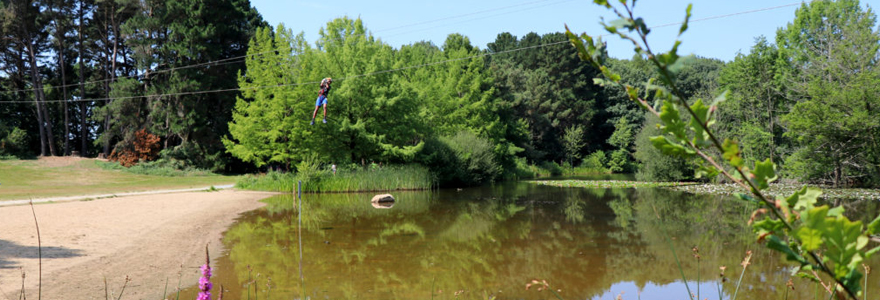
[0, 189, 276, 300]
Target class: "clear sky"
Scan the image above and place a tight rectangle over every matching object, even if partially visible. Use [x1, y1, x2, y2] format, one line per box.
[248, 0, 869, 62]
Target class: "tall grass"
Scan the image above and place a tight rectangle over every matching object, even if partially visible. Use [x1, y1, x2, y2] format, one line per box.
[95, 160, 212, 177]
[236, 164, 434, 193]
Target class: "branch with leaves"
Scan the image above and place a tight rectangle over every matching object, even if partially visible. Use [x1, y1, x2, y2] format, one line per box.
[565, 1, 880, 299]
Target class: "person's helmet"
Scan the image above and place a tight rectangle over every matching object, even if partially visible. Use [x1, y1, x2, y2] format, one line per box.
[326, 77, 332, 83]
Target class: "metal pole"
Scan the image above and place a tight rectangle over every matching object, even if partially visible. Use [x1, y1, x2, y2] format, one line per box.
[298, 181, 304, 284]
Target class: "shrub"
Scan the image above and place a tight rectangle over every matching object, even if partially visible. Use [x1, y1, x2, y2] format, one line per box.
[538, 161, 563, 176]
[633, 114, 693, 182]
[582, 150, 607, 169]
[503, 157, 536, 180]
[109, 129, 160, 167]
[0, 127, 28, 157]
[607, 149, 634, 173]
[417, 131, 500, 187]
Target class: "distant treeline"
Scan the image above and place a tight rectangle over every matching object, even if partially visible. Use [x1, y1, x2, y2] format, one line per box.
[1, 0, 877, 187]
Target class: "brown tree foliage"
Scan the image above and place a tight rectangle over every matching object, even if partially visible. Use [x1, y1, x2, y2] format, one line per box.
[109, 129, 160, 167]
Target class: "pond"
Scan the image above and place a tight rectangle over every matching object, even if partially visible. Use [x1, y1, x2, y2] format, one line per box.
[181, 178, 880, 300]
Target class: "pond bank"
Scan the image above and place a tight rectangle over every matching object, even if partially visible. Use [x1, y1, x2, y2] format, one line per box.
[532, 180, 880, 201]
[0, 189, 275, 300]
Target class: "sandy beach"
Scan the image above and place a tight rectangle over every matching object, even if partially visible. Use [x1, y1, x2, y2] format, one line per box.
[0, 189, 275, 300]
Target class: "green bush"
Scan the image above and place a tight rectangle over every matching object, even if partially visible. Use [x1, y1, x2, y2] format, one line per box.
[633, 114, 693, 182]
[539, 161, 563, 176]
[0, 127, 28, 157]
[607, 149, 634, 173]
[417, 131, 500, 187]
[503, 157, 536, 180]
[582, 150, 607, 169]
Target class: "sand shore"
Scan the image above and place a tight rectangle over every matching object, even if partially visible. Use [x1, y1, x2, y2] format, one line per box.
[0, 189, 275, 300]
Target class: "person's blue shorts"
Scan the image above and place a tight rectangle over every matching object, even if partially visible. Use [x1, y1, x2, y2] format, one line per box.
[315, 95, 327, 106]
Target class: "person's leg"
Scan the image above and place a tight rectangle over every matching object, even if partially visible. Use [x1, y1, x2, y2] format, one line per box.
[322, 103, 327, 123]
[311, 96, 323, 125]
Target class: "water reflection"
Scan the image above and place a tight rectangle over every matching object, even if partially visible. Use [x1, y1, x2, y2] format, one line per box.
[180, 181, 880, 300]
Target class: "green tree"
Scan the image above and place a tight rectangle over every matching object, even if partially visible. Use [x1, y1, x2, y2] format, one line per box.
[776, 0, 880, 187]
[716, 37, 786, 166]
[568, 1, 880, 297]
[562, 124, 585, 167]
[488, 32, 601, 163]
[317, 17, 423, 163]
[106, 0, 265, 170]
[633, 114, 692, 181]
[224, 25, 316, 168]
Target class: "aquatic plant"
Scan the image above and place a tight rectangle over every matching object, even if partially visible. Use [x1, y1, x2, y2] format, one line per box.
[531, 180, 694, 189]
[236, 164, 434, 193]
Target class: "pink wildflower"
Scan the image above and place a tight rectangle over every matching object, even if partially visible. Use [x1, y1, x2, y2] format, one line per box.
[198, 264, 213, 300]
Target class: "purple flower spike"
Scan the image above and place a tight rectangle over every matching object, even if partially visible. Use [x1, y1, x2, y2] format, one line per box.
[197, 263, 213, 300]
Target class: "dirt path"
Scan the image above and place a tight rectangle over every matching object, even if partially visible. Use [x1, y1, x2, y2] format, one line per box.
[0, 189, 276, 300]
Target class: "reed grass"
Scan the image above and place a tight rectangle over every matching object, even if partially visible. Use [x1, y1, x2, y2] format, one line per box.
[235, 164, 434, 193]
[95, 160, 212, 177]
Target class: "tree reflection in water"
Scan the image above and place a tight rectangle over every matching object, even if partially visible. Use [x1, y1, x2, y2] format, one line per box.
[178, 181, 880, 299]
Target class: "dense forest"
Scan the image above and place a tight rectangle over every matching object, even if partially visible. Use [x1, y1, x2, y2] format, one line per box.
[1, 0, 878, 187]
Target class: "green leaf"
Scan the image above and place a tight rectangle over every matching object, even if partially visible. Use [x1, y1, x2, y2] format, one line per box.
[608, 18, 630, 32]
[658, 100, 687, 140]
[649, 136, 695, 157]
[565, 25, 591, 63]
[796, 227, 823, 251]
[867, 214, 880, 235]
[711, 90, 729, 107]
[667, 54, 694, 77]
[688, 98, 710, 147]
[593, 0, 611, 8]
[827, 206, 845, 218]
[802, 205, 828, 231]
[751, 159, 778, 190]
[722, 139, 743, 168]
[766, 235, 808, 265]
[695, 162, 719, 179]
[841, 267, 863, 296]
[866, 246, 880, 259]
[735, 192, 758, 204]
[786, 187, 822, 212]
[679, 4, 692, 36]
[633, 17, 650, 35]
[795, 272, 821, 283]
[753, 217, 785, 235]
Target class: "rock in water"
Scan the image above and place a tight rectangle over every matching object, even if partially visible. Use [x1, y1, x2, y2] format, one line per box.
[371, 201, 394, 209]
[371, 193, 394, 203]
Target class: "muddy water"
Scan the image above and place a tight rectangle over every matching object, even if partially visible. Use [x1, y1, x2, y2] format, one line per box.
[181, 178, 880, 300]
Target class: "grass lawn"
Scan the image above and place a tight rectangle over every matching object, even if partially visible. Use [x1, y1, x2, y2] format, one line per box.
[0, 157, 240, 201]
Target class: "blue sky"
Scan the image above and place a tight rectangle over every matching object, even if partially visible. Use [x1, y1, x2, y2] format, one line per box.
[248, 0, 855, 62]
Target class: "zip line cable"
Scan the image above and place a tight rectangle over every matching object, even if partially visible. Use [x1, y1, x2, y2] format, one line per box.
[374, 0, 560, 33]
[2, 0, 565, 96]
[1, 1, 804, 105]
[382, 0, 577, 39]
[649, 2, 803, 29]
[10, 40, 572, 104]
[1, 50, 276, 95]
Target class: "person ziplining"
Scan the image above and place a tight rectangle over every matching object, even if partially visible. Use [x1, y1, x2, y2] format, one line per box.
[311, 77, 332, 125]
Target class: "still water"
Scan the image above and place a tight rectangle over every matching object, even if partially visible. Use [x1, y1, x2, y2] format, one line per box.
[182, 178, 880, 299]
